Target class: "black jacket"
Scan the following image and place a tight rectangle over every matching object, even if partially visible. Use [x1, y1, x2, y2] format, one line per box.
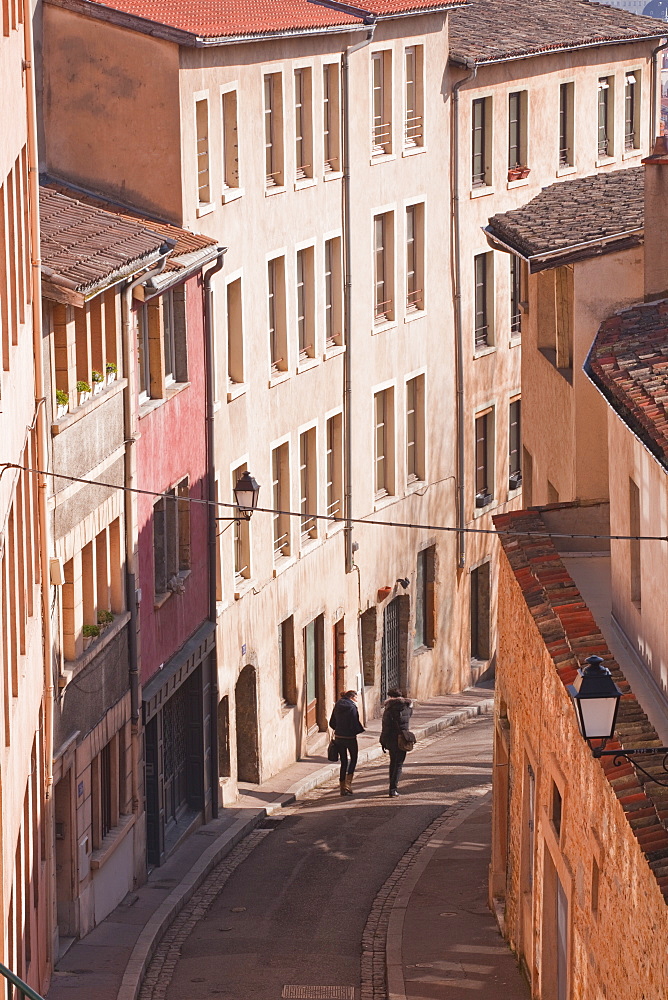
[380, 697, 413, 751]
[329, 697, 365, 738]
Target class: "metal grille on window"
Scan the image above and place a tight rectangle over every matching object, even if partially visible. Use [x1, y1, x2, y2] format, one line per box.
[508, 91, 521, 168]
[474, 254, 489, 348]
[381, 598, 400, 701]
[472, 98, 486, 185]
[510, 255, 521, 336]
[598, 80, 610, 158]
[625, 75, 636, 151]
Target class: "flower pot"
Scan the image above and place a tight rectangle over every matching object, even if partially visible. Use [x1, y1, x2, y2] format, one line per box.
[78, 391, 91, 406]
[83, 635, 92, 650]
[377, 585, 392, 602]
[93, 381, 104, 395]
[106, 371, 117, 385]
[507, 168, 523, 182]
[518, 166, 531, 179]
[57, 403, 68, 419]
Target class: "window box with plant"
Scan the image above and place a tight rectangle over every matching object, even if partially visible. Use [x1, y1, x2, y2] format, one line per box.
[508, 164, 530, 182]
[97, 609, 114, 632]
[82, 623, 100, 649]
[56, 389, 69, 418]
[92, 369, 104, 394]
[106, 361, 117, 385]
[77, 379, 91, 405]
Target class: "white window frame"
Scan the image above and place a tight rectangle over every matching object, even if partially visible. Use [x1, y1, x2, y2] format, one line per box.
[405, 371, 426, 487]
[220, 83, 242, 202]
[298, 421, 319, 546]
[325, 408, 344, 530]
[323, 62, 342, 175]
[271, 434, 292, 564]
[294, 66, 314, 182]
[295, 240, 316, 364]
[405, 199, 425, 316]
[267, 250, 288, 379]
[403, 44, 424, 150]
[194, 91, 213, 215]
[373, 381, 396, 502]
[225, 268, 245, 399]
[324, 232, 344, 350]
[264, 70, 285, 190]
[373, 208, 396, 326]
[231, 457, 252, 591]
[371, 49, 393, 156]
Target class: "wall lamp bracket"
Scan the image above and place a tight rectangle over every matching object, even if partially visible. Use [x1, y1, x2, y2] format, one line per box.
[590, 742, 668, 787]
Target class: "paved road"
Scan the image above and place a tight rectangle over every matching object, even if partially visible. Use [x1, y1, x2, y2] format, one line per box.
[137, 714, 507, 1000]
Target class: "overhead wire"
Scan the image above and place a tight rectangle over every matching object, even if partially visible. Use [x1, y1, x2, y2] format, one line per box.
[2, 462, 667, 544]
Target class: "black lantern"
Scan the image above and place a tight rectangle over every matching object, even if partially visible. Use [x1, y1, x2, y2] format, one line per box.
[567, 655, 622, 743]
[233, 471, 260, 520]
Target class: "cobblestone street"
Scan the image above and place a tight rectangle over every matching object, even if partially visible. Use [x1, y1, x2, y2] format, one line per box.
[134, 713, 528, 1000]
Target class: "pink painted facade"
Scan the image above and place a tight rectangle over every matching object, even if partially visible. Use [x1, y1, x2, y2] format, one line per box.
[136, 272, 209, 684]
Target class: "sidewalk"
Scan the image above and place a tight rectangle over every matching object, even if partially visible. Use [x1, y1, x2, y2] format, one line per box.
[46, 686, 494, 1000]
[388, 794, 530, 1000]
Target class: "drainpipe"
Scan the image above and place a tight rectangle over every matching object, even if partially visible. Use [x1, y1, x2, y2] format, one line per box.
[342, 18, 376, 575]
[451, 62, 477, 570]
[651, 38, 668, 148]
[202, 248, 227, 819]
[23, 0, 54, 971]
[121, 244, 172, 826]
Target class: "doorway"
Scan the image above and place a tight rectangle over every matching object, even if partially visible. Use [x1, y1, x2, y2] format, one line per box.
[304, 615, 325, 732]
[54, 772, 75, 944]
[381, 598, 401, 701]
[235, 664, 260, 782]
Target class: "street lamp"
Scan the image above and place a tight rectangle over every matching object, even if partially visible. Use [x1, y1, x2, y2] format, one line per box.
[568, 654, 668, 785]
[233, 471, 260, 521]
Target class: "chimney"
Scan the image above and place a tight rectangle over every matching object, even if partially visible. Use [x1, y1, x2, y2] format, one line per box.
[642, 135, 668, 302]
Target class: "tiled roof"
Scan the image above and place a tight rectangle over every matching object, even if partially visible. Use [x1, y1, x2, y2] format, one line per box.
[494, 507, 668, 902]
[486, 167, 644, 267]
[587, 300, 668, 470]
[41, 181, 218, 295]
[45, 0, 465, 41]
[449, 0, 667, 65]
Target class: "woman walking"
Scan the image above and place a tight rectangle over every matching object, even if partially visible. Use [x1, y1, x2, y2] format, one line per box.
[329, 690, 365, 795]
[380, 688, 413, 797]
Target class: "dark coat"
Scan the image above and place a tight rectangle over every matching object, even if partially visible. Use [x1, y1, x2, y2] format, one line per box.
[380, 697, 413, 751]
[329, 697, 365, 738]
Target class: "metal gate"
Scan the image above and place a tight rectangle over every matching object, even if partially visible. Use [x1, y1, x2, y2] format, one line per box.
[381, 598, 400, 701]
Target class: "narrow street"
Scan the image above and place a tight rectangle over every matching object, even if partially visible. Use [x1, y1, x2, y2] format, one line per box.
[136, 714, 529, 1000]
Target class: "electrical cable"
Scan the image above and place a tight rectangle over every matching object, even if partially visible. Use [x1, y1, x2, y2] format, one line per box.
[2, 462, 667, 544]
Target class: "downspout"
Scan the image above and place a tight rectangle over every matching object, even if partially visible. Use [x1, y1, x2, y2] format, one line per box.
[23, 0, 54, 973]
[651, 38, 668, 148]
[121, 244, 172, 821]
[343, 18, 376, 575]
[202, 248, 227, 819]
[451, 62, 477, 570]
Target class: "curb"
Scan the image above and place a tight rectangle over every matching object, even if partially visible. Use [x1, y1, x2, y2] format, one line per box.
[117, 696, 494, 1000]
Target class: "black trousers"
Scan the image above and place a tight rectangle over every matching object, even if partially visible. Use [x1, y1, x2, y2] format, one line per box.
[336, 738, 359, 781]
[389, 748, 407, 790]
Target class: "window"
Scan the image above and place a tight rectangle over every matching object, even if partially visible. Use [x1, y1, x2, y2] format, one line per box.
[510, 255, 522, 337]
[474, 252, 493, 348]
[625, 72, 639, 151]
[551, 780, 562, 840]
[536, 267, 572, 373]
[271, 443, 291, 561]
[598, 77, 614, 158]
[221, 89, 240, 192]
[591, 859, 600, 917]
[470, 562, 490, 660]
[323, 63, 341, 173]
[195, 98, 210, 205]
[508, 90, 527, 169]
[233, 463, 250, 586]
[137, 287, 187, 402]
[264, 73, 284, 188]
[374, 211, 394, 323]
[509, 399, 521, 490]
[153, 479, 190, 599]
[414, 546, 435, 649]
[374, 388, 394, 498]
[299, 428, 318, 543]
[294, 68, 313, 180]
[267, 255, 287, 375]
[371, 51, 392, 154]
[226, 276, 244, 389]
[472, 97, 491, 186]
[559, 83, 574, 168]
[475, 409, 494, 507]
[279, 617, 296, 705]
[404, 45, 423, 147]
[406, 375, 425, 484]
[629, 477, 641, 606]
[52, 288, 120, 415]
[405, 204, 424, 313]
[296, 247, 315, 361]
[324, 236, 343, 347]
[326, 413, 343, 522]
[61, 517, 124, 661]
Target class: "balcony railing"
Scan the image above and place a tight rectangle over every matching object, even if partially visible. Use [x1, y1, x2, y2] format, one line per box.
[0, 961, 46, 1000]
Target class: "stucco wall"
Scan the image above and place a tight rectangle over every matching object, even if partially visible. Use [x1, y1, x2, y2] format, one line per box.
[494, 551, 668, 1000]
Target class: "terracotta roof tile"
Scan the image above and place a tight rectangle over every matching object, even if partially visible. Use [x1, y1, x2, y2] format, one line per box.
[448, 0, 667, 65]
[587, 301, 668, 471]
[487, 166, 644, 265]
[50, 0, 464, 41]
[494, 506, 668, 903]
[41, 180, 218, 293]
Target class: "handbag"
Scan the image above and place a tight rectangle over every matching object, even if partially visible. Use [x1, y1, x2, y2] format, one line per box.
[397, 730, 416, 752]
[327, 734, 339, 762]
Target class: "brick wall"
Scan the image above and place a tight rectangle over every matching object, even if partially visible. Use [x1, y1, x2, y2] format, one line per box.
[492, 515, 668, 1000]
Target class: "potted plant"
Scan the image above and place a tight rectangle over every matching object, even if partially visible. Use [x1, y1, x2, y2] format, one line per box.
[82, 623, 100, 649]
[92, 369, 104, 394]
[55, 388, 69, 418]
[106, 361, 118, 385]
[77, 379, 91, 405]
[97, 609, 114, 630]
[508, 164, 531, 182]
